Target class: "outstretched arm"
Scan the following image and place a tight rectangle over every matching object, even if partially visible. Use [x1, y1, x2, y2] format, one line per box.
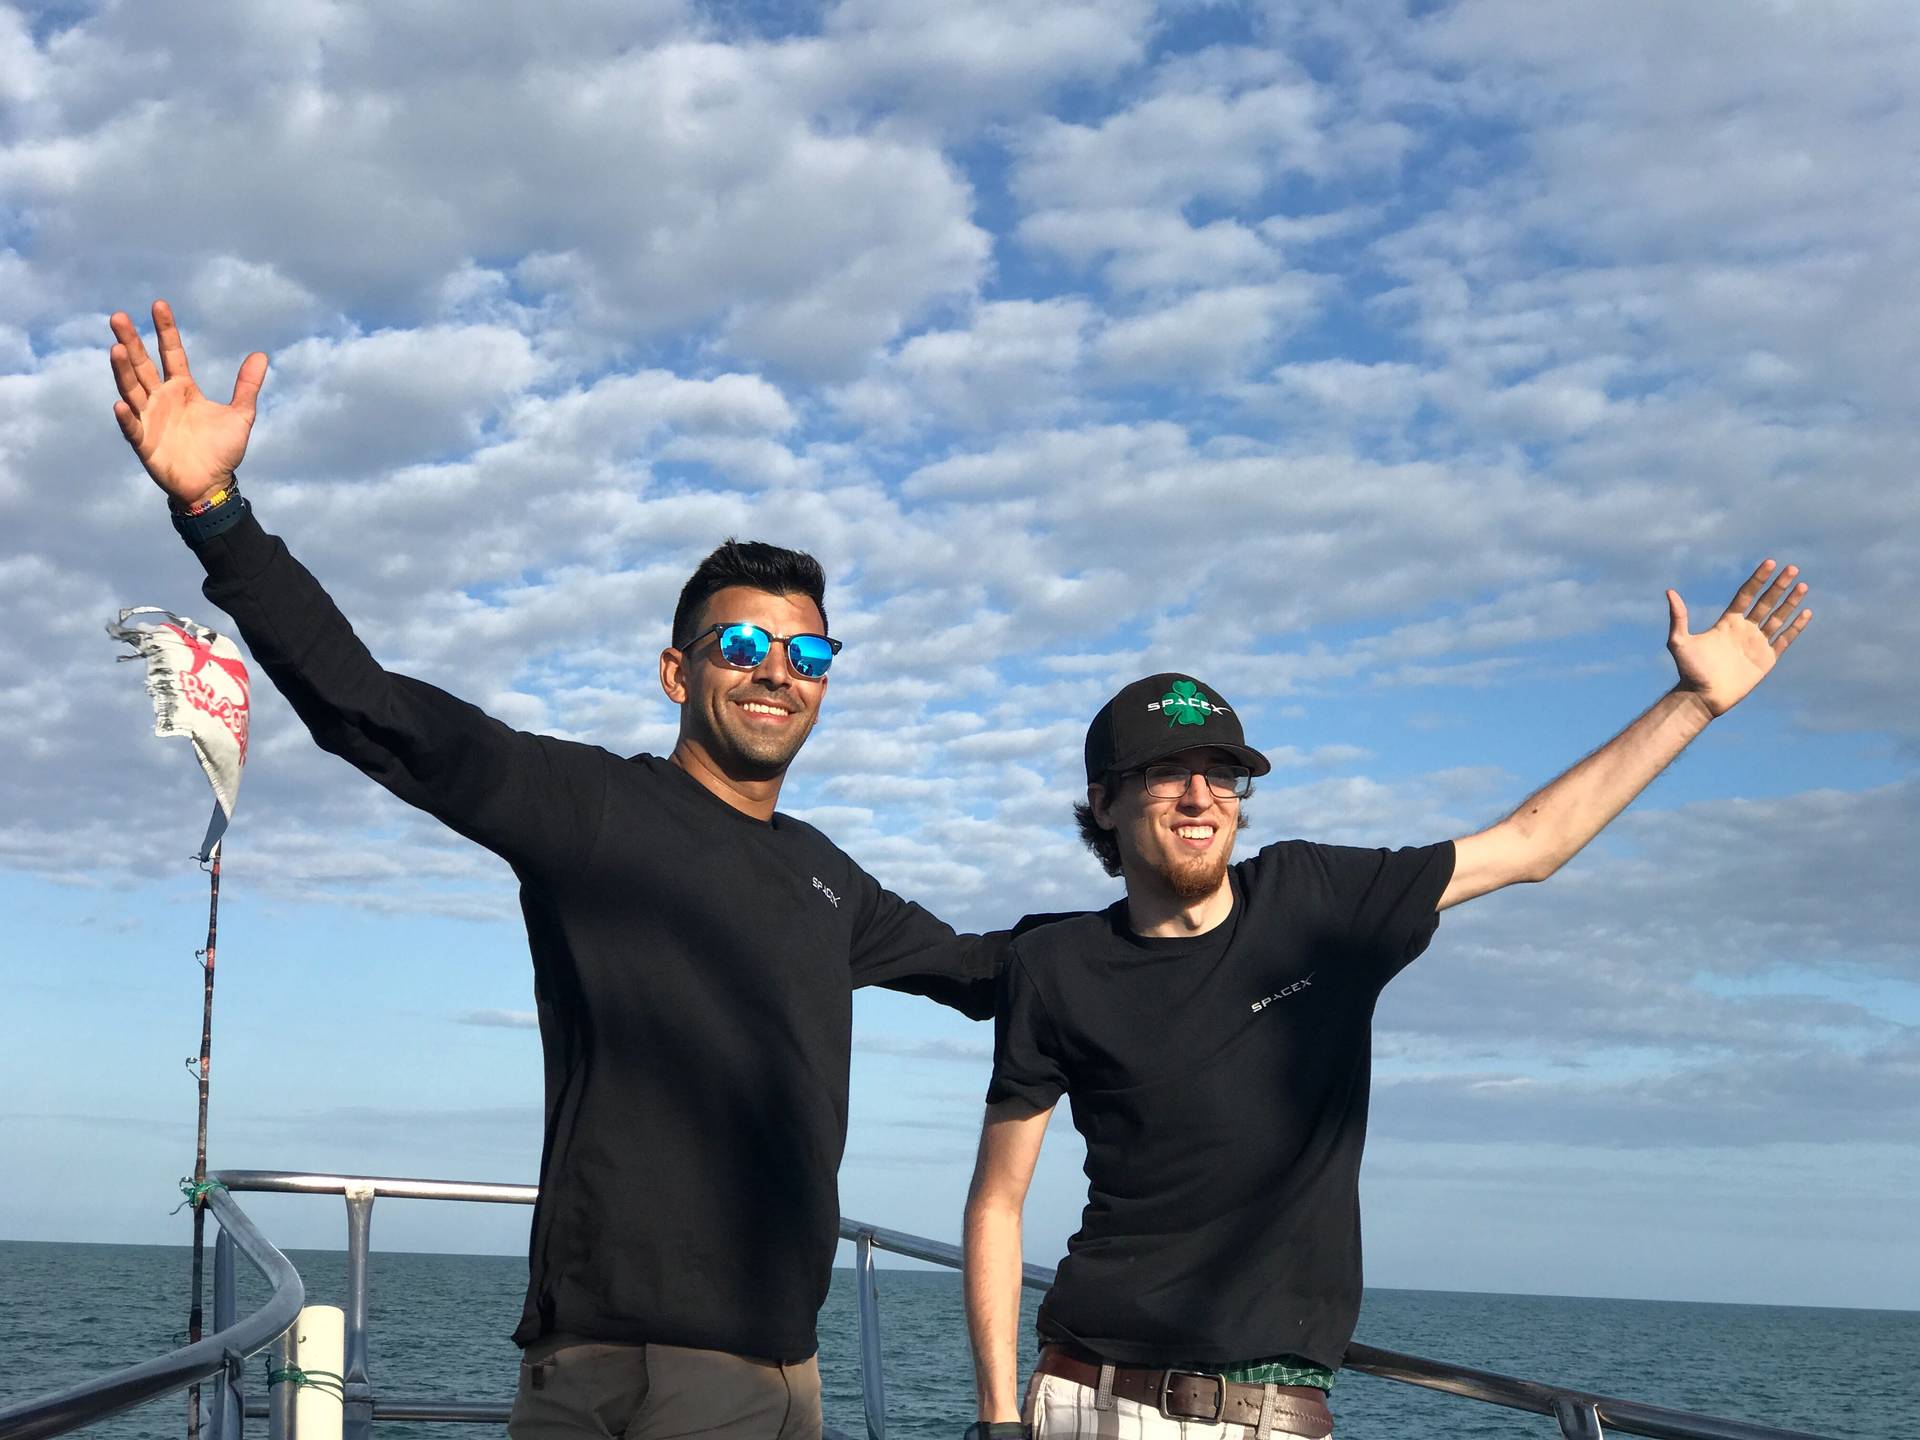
[1439, 560, 1812, 910]
[105, 301, 597, 873]
[965, 1098, 1053, 1423]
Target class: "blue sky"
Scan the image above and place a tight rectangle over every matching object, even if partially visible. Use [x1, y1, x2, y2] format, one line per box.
[2, 0, 1916, 1319]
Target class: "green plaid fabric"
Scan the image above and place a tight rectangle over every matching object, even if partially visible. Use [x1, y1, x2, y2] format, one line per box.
[1169, 1356, 1336, 1391]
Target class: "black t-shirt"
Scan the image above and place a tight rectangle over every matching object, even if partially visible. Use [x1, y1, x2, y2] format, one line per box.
[192, 511, 1007, 1362]
[989, 839, 1454, 1371]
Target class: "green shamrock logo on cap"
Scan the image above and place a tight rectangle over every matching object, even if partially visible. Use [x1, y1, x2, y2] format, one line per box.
[1162, 679, 1212, 727]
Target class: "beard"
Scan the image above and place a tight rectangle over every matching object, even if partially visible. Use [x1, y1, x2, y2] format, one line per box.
[1156, 842, 1234, 901]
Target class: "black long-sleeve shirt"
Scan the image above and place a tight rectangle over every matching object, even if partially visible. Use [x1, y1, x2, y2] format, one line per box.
[192, 509, 1005, 1361]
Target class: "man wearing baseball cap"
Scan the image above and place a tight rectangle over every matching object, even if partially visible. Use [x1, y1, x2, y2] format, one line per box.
[961, 561, 1812, 1440]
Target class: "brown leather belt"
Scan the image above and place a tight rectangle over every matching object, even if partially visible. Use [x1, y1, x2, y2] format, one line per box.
[1036, 1346, 1333, 1437]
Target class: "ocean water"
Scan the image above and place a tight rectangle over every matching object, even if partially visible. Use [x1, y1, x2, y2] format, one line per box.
[1, 1241, 1913, 1439]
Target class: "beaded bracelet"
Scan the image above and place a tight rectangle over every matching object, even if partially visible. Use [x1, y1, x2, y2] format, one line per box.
[177, 484, 235, 517]
[171, 489, 250, 544]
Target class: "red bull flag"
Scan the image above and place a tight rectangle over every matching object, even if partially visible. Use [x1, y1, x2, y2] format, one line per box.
[106, 607, 251, 860]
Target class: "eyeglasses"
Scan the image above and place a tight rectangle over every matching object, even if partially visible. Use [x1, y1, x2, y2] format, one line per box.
[679, 622, 843, 679]
[1134, 763, 1253, 799]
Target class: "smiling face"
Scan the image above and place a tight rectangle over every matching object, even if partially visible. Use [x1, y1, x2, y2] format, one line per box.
[1091, 745, 1243, 903]
[660, 584, 830, 784]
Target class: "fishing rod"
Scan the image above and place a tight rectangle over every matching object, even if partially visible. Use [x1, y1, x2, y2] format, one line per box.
[184, 843, 222, 1440]
[106, 607, 251, 1440]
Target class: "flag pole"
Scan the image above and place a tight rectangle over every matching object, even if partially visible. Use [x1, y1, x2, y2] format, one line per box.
[185, 840, 222, 1440]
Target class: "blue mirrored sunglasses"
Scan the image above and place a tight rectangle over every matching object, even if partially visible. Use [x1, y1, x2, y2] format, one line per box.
[680, 622, 842, 679]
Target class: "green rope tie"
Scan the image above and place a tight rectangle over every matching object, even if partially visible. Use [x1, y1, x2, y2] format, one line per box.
[170, 1177, 228, 1214]
[266, 1365, 346, 1400]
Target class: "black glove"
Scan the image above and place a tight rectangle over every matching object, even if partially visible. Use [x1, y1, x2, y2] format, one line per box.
[963, 1423, 1027, 1440]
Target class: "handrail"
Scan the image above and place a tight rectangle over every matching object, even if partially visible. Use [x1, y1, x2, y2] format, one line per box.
[837, 1220, 1837, 1440]
[92, 1171, 1833, 1440]
[214, 1169, 537, 1204]
[218, 1169, 540, 1438]
[833, 1218, 1056, 1290]
[0, 1186, 304, 1440]
[1338, 1341, 1829, 1440]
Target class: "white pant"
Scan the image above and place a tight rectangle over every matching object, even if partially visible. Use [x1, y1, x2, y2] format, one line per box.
[1025, 1371, 1331, 1440]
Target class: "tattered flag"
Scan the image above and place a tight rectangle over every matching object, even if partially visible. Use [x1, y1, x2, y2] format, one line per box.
[106, 607, 251, 860]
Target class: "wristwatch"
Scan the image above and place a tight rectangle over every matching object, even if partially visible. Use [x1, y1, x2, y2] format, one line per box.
[963, 1423, 1028, 1440]
[170, 489, 250, 544]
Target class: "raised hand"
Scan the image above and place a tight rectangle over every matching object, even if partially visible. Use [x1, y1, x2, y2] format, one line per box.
[1668, 560, 1813, 717]
[109, 300, 268, 507]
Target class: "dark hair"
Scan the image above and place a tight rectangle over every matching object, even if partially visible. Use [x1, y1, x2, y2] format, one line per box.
[1073, 772, 1254, 879]
[672, 538, 829, 647]
[1074, 785, 1125, 877]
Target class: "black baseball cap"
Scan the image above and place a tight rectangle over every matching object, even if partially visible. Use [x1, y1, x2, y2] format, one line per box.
[1083, 673, 1271, 783]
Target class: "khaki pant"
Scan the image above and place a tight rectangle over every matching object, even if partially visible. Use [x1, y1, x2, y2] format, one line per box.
[508, 1336, 823, 1440]
[1026, 1370, 1333, 1440]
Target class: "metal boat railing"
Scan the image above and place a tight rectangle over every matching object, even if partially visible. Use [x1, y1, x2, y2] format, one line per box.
[0, 1184, 303, 1440]
[821, 1219, 1835, 1440]
[0, 1168, 1838, 1440]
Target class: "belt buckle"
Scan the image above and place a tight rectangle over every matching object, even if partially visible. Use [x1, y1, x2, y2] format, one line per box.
[1158, 1368, 1225, 1424]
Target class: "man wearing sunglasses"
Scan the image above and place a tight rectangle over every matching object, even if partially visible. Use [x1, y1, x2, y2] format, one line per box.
[965, 583, 1812, 1438]
[107, 301, 1022, 1440]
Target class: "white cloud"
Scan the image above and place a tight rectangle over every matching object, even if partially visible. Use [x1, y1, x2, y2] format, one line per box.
[502, 368, 794, 458]
[181, 255, 331, 353]
[3, 9, 992, 377]
[1370, 1037, 1920, 1147]
[1093, 279, 1324, 384]
[901, 422, 1188, 499]
[1019, 208, 1283, 294]
[804, 0, 1154, 124]
[459, 1009, 538, 1029]
[0, 323, 29, 374]
[3, 1, 1917, 1304]
[1269, 358, 1427, 424]
[0, 8, 46, 110]
[261, 324, 550, 480]
[835, 299, 1096, 432]
[852, 1031, 992, 1062]
[1011, 56, 1336, 211]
